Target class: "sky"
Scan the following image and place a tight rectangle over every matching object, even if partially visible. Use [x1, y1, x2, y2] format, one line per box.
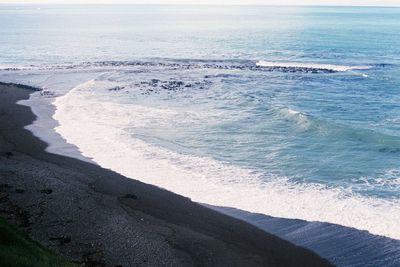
[1, 0, 400, 6]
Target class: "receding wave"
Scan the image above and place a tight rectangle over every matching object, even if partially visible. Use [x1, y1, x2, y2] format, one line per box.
[53, 80, 400, 240]
[256, 60, 371, 72]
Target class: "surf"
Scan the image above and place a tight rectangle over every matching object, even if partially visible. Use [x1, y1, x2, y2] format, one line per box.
[52, 79, 400, 240]
[256, 60, 371, 72]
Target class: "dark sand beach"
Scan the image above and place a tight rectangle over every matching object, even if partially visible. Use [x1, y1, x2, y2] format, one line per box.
[0, 83, 332, 266]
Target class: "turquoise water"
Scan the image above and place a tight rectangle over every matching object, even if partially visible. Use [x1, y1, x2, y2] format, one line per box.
[1, 5, 400, 244]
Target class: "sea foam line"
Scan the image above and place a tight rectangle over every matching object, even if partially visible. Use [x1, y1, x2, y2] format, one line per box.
[53, 80, 400, 240]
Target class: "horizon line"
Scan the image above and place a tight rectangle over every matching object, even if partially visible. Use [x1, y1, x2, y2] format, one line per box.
[1, 3, 400, 7]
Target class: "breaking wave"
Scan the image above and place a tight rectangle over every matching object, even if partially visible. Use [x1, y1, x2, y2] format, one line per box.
[256, 60, 371, 72]
[53, 80, 400, 240]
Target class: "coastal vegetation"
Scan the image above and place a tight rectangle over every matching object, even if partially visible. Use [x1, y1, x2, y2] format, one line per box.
[0, 217, 74, 267]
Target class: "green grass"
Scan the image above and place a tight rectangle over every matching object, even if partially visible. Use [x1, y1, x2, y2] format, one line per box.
[0, 217, 76, 267]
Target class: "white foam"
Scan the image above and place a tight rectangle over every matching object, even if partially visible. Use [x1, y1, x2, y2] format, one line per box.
[0, 69, 101, 162]
[356, 169, 400, 193]
[51, 80, 400, 240]
[280, 108, 310, 129]
[256, 61, 371, 72]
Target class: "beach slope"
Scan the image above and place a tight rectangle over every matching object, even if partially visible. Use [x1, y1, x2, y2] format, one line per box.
[0, 83, 332, 266]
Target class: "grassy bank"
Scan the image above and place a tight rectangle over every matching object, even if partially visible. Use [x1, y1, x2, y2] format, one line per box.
[0, 217, 74, 267]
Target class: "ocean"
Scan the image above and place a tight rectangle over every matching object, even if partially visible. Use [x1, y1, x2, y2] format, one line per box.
[1, 5, 400, 266]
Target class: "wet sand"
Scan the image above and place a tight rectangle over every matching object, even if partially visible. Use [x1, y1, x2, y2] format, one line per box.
[0, 83, 332, 266]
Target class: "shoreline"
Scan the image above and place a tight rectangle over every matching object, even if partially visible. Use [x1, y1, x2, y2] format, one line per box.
[0, 83, 332, 266]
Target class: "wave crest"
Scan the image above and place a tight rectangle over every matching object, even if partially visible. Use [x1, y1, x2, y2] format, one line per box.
[256, 60, 371, 72]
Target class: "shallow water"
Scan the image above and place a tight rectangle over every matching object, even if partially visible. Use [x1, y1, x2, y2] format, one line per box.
[1, 5, 400, 265]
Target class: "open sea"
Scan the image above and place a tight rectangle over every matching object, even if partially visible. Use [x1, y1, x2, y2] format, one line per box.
[1, 5, 400, 266]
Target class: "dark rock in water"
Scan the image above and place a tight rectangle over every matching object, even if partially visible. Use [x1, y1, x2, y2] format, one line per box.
[14, 60, 343, 75]
[5, 151, 14, 158]
[124, 193, 138, 200]
[15, 189, 25, 194]
[254, 65, 337, 74]
[173, 81, 184, 86]
[40, 90, 56, 97]
[0, 82, 41, 92]
[108, 86, 125, 91]
[136, 77, 211, 95]
[204, 73, 240, 79]
[40, 188, 53, 194]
